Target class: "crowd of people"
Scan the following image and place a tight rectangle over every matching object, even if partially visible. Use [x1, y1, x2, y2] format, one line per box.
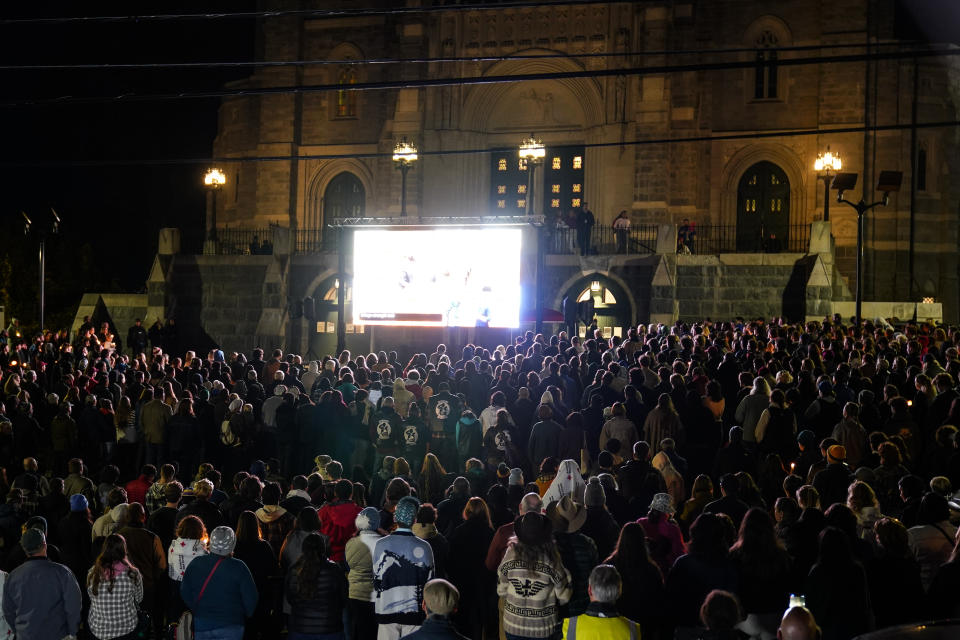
[0, 315, 959, 640]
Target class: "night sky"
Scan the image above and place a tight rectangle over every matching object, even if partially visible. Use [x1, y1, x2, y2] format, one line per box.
[0, 1, 957, 330]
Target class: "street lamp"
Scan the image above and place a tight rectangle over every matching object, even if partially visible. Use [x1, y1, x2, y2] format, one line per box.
[203, 168, 226, 255]
[833, 170, 903, 326]
[814, 146, 842, 222]
[21, 209, 60, 333]
[518, 133, 545, 216]
[392, 137, 418, 217]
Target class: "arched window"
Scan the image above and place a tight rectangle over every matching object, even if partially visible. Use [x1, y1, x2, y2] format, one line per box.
[324, 172, 365, 221]
[736, 162, 790, 252]
[754, 30, 779, 99]
[336, 68, 357, 118]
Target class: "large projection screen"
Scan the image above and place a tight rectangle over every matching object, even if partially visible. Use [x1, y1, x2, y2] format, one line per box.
[352, 227, 523, 327]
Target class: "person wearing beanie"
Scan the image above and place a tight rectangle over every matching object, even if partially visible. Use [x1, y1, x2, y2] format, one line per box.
[345, 507, 384, 640]
[372, 495, 435, 639]
[401, 579, 469, 640]
[813, 445, 854, 508]
[58, 490, 94, 590]
[3, 527, 82, 640]
[579, 477, 620, 560]
[795, 430, 821, 480]
[181, 526, 258, 639]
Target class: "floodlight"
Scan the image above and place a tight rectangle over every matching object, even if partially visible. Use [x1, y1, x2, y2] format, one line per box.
[830, 173, 858, 193]
[876, 171, 902, 193]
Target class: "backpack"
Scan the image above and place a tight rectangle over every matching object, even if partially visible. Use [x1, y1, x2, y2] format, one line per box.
[220, 418, 239, 447]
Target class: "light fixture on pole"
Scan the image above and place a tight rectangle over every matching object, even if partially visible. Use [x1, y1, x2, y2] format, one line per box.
[203, 168, 226, 255]
[814, 146, 841, 222]
[518, 133, 545, 216]
[833, 170, 903, 327]
[21, 209, 59, 334]
[392, 137, 418, 217]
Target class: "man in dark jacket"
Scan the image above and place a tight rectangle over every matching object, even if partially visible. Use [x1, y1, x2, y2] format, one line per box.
[812, 444, 854, 508]
[703, 473, 750, 528]
[401, 579, 469, 640]
[2, 528, 82, 640]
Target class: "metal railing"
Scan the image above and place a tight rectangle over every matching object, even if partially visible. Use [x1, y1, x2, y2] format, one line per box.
[216, 228, 273, 255]
[681, 224, 810, 255]
[295, 228, 337, 254]
[546, 223, 658, 255]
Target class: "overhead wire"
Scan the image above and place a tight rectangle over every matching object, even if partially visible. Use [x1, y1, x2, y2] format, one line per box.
[2, 119, 957, 168]
[2, 45, 958, 107]
[0, 39, 932, 71]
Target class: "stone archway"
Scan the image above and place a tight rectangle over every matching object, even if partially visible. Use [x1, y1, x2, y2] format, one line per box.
[554, 272, 637, 330]
[303, 160, 374, 230]
[719, 144, 807, 231]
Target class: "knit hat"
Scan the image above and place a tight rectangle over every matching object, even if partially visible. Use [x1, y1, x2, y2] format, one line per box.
[515, 512, 553, 546]
[584, 476, 606, 508]
[395, 496, 421, 528]
[827, 444, 847, 463]
[20, 528, 45, 554]
[209, 526, 237, 556]
[818, 381, 834, 395]
[423, 579, 460, 616]
[508, 468, 524, 487]
[797, 430, 818, 450]
[69, 494, 88, 512]
[649, 492, 675, 515]
[355, 506, 381, 532]
[546, 495, 588, 534]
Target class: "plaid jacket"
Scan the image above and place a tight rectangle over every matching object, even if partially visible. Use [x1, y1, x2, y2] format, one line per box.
[86, 565, 143, 639]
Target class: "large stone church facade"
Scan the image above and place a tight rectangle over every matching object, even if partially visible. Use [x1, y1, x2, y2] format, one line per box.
[197, 0, 960, 342]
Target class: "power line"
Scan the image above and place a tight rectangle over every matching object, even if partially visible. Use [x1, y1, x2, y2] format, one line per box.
[0, 39, 929, 71]
[2, 45, 956, 108]
[1, 119, 955, 168]
[0, 1, 649, 26]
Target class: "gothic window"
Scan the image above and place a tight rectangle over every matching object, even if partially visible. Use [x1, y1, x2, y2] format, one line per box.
[336, 68, 357, 118]
[754, 30, 779, 99]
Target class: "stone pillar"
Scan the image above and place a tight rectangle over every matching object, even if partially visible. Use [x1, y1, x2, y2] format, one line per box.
[158, 228, 181, 255]
[655, 224, 677, 254]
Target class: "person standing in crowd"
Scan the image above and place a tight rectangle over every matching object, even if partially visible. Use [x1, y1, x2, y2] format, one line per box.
[181, 526, 258, 640]
[2, 528, 82, 640]
[373, 496, 435, 640]
[497, 512, 571, 640]
[285, 533, 348, 640]
[86, 534, 144, 640]
[346, 507, 383, 640]
[561, 565, 640, 640]
[400, 578, 469, 640]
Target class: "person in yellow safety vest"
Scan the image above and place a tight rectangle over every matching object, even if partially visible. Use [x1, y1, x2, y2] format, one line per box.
[561, 564, 640, 640]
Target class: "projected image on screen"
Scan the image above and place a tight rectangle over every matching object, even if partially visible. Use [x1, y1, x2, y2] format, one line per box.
[353, 228, 522, 327]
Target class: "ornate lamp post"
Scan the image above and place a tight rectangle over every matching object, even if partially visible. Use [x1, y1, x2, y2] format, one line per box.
[203, 168, 226, 255]
[814, 146, 841, 222]
[392, 137, 418, 217]
[518, 133, 545, 216]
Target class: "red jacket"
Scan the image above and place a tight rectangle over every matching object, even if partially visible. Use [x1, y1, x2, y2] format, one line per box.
[318, 500, 362, 563]
[125, 475, 152, 507]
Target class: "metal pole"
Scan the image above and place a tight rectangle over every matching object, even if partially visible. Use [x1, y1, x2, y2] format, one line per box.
[204, 189, 217, 254]
[823, 175, 830, 222]
[400, 164, 408, 217]
[336, 227, 346, 355]
[536, 226, 544, 334]
[525, 163, 533, 216]
[855, 207, 864, 327]
[39, 237, 45, 332]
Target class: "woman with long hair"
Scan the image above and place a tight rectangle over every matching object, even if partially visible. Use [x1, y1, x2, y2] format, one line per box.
[496, 512, 572, 640]
[846, 480, 883, 540]
[285, 533, 348, 640]
[418, 453, 448, 505]
[168, 398, 199, 477]
[233, 510, 278, 638]
[448, 497, 495, 639]
[605, 522, 666, 640]
[728, 508, 793, 630]
[167, 515, 207, 620]
[87, 534, 143, 640]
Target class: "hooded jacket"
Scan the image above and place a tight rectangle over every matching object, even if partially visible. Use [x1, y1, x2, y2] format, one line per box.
[392, 379, 416, 419]
[318, 500, 363, 563]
